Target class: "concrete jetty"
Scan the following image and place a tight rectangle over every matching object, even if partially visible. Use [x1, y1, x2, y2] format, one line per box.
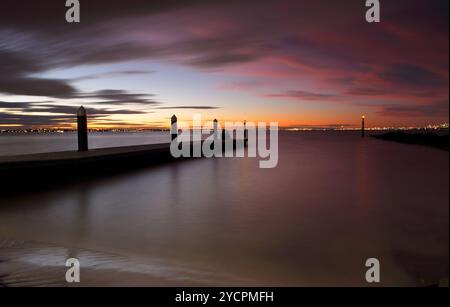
[0, 142, 174, 191]
[0, 139, 245, 192]
[0, 109, 247, 191]
[0, 142, 172, 172]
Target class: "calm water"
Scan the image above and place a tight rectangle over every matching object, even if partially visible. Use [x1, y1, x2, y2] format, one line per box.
[0, 132, 448, 286]
[0, 132, 169, 156]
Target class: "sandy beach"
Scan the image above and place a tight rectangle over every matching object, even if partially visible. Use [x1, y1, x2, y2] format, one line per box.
[0, 238, 255, 287]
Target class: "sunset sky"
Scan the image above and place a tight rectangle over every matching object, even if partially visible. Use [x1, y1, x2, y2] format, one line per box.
[0, 0, 448, 129]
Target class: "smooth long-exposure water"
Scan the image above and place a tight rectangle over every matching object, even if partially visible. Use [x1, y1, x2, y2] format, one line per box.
[0, 132, 169, 156]
[0, 132, 448, 286]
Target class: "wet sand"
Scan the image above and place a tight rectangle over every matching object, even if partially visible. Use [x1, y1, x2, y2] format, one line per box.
[0, 238, 253, 287]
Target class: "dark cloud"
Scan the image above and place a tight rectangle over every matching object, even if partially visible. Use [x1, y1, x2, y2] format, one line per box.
[0, 113, 76, 126]
[0, 50, 78, 98]
[0, 49, 158, 105]
[87, 121, 148, 127]
[346, 88, 393, 97]
[379, 64, 447, 89]
[80, 90, 159, 105]
[0, 49, 161, 104]
[346, 65, 448, 99]
[188, 52, 263, 68]
[0, 0, 219, 31]
[67, 35, 268, 69]
[0, 101, 31, 109]
[157, 106, 220, 110]
[2, 1, 448, 76]
[0, 76, 78, 99]
[0, 50, 42, 75]
[70, 43, 160, 66]
[0, 1, 372, 72]
[24, 104, 147, 116]
[72, 70, 155, 82]
[0, 100, 151, 127]
[267, 90, 341, 101]
[377, 100, 449, 118]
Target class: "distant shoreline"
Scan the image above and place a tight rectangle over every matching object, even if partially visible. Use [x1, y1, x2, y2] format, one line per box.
[1, 127, 449, 134]
[373, 132, 449, 151]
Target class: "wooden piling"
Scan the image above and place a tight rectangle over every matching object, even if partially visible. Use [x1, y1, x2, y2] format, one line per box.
[77, 106, 88, 151]
[362, 116, 365, 138]
[244, 120, 248, 145]
[171, 115, 178, 141]
[212, 118, 218, 142]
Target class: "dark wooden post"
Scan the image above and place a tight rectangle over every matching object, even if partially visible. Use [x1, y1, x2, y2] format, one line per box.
[171, 115, 178, 141]
[213, 119, 218, 140]
[77, 106, 88, 151]
[361, 116, 365, 138]
[244, 120, 248, 144]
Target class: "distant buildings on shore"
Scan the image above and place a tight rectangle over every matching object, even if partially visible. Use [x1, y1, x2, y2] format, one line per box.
[286, 123, 449, 132]
[0, 128, 168, 134]
[0, 123, 448, 134]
